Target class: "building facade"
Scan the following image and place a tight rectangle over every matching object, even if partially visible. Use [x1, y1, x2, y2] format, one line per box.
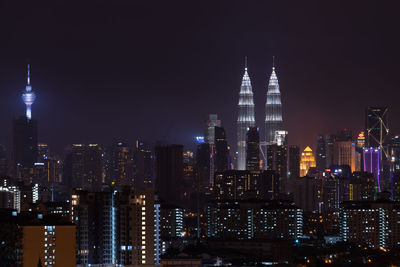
[207, 199, 302, 241]
[213, 170, 279, 201]
[340, 200, 400, 249]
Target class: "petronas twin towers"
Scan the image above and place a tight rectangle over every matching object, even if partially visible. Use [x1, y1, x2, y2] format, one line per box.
[236, 60, 283, 170]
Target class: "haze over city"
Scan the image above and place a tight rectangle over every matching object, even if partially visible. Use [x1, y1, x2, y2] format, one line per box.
[1, 1, 400, 153]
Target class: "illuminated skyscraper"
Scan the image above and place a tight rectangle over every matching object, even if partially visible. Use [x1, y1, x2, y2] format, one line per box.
[205, 114, 221, 145]
[21, 64, 36, 120]
[237, 60, 255, 170]
[300, 146, 316, 177]
[366, 107, 389, 153]
[265, 63, 283, 143]
[365, 107, 390, 190]
[363, 148, 381, 192]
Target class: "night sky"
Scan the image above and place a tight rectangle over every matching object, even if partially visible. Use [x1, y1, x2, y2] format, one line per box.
[1, 1, 400, 155]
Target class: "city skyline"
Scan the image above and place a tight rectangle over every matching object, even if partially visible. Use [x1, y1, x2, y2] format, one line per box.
[1, 1, 400, 154]
[4, 2, 400, 265]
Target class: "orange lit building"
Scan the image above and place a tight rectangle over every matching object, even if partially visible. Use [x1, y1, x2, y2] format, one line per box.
[22, 224, 76, 267]
[300, 146, 316, 177]
[333, 141, 360, 172]
[0, 209, 75, 267]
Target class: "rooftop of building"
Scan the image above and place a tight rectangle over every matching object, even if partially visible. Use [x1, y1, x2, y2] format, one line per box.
[208, 199, 301, 210]
[0, 209, 73, 226]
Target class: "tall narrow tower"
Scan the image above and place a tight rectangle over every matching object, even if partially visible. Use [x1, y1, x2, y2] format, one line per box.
[237, 59, 255, 170]
[265, 61, 283, 143]
[22, 64, 36, 120]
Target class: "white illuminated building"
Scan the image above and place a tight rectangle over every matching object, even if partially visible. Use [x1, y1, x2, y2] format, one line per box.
[237, 58, 255, 170]
[22, 64, 36, 120]
[265, 63, 283, 143]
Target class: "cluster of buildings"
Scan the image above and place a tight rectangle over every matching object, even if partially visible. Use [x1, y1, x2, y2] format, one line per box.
[2, 63, 400, 266]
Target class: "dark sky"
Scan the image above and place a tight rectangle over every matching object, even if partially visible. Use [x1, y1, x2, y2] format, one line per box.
[1, 0, 400, 155]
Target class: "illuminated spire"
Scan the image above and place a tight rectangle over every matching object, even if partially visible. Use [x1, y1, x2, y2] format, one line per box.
[22, 64, 36, 120]
[27, 64, 30, 85]
[265, 59, 283, 143]
[237, 58, 255, 170]
[272, 55, 275, 70]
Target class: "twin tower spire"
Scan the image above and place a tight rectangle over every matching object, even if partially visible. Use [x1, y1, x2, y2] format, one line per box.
[236, 58, 283, 170]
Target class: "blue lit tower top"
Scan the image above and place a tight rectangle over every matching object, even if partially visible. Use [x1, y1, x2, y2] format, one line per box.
[22, 64, 36, 120]
[265, 60, 283, 143]
[237, 57, 255, 170]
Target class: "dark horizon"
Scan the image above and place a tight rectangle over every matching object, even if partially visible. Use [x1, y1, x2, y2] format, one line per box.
[1, 1, 400, 155]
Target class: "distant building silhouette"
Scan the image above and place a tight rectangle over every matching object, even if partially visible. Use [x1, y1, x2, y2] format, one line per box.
[246, 127, 260, 171]
[155, 144, 184, 206]
[13, 116, 38, 182]
[214, 126, 229, 172]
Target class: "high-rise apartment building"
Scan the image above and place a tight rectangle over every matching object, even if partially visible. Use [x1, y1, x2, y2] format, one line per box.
[72, 190, 116, 265]
[207, 199, 302, 240]
[213, 170, 279, 201]
[0, 210, 75, 266]
[237, 63, 255, 170]
[157, 200, 184, 240]
[322, 175, 349, 213]
[117, 188, 158, 265]
[72, 188, 159, 265]
[340, 200, 400, 249]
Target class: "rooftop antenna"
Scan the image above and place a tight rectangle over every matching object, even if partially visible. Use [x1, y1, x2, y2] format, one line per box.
[272, 56, 275, 70]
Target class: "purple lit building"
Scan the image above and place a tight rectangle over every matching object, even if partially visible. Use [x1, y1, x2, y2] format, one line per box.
[363, 148, 381, 192]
